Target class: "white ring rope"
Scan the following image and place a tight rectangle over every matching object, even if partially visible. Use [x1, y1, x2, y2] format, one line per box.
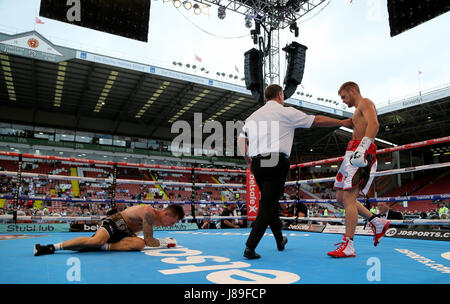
[290, 136, 450, 169]
[285, 161, 450, 186]
[0, 171, 246, 188]
[0, 151, 247, 174]
[0, 214, 448, 226]
[279, 216, 450, 226]
[0, 215, 247, 222]
[0, 193, 448, 205]
[1, 136, 449, 172]
[1, 162, 449, 189]
[1, 137, 449, 229]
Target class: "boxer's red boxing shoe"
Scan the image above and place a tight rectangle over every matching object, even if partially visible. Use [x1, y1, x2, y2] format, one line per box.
[368, 217, 390, 246]
[327, 235, 356, 258]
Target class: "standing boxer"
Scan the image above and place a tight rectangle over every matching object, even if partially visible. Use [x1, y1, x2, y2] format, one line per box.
[329, 81, 390, 258]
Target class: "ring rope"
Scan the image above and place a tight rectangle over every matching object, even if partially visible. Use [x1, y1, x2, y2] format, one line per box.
[1, 193, 448, 205]
[279, 216, 450, 226]
[290, 135, 450, 169]
[0, 195, 245, 205]
[281, 193, 450, 204]
[0, 150, 247, 174]
[1, 136, 449, 172]
[285, 162, 450, 186]
[0, 214, 248, 222]
[1, 162, 449, 189]
[1, 137, 449, 226]
[1, 214, 448, 226]
[0, 171, 246, 188]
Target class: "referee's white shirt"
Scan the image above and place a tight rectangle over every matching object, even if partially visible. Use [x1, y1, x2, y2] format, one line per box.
[240, 100, 315, 157]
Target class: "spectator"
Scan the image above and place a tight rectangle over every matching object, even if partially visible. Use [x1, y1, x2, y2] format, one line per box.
[290, 202, 308, 218]
[220, 203, 240, 228]
[200, 215, 216, 229]
[439, 204, 449, 218]
[430, 215, 441, 230]
[414, 212, 429, 230]
[377, 202, 403, 220]
[377, 202, 403, 228]
[370, 205, 378, 215]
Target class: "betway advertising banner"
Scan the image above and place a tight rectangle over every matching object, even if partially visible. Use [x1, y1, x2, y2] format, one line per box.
[70, 223, 199, 232]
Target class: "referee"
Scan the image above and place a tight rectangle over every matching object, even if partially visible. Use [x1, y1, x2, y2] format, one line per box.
[238, 84, 352, 259]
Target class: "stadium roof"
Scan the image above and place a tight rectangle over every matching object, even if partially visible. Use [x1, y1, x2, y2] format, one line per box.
[0, 31, 449, 158]
[376, 86, 450, 145]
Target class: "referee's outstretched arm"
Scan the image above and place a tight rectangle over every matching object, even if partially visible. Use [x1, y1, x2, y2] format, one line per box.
[312, 115, 352, 128]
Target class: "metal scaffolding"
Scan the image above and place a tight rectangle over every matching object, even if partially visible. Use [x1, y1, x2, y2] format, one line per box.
[197, 0, 327, 29]
[197, 0, 327, 85]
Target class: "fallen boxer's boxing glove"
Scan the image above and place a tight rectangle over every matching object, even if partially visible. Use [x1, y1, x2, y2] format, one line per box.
[157, 237, 177, 248]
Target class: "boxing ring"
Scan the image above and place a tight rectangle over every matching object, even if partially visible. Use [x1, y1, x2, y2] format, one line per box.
[0, 136, 449, 287]
[1, 230, 449, 285]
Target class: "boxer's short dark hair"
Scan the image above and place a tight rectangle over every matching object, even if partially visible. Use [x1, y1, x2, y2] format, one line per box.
[166, 204, 185, 220]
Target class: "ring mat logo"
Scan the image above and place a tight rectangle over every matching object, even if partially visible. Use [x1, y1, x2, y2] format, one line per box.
[385, 228, 397, 237]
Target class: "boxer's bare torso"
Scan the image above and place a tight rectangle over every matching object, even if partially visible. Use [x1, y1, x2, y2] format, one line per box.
[120, 205, 154, 233]
[350, 98, 378, 141]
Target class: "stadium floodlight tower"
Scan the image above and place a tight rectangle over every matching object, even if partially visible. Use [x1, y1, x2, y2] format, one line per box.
[200, 0, 326, 101]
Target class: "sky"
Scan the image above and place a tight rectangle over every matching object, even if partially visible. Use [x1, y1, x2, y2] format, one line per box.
[0, 0, 449, 107]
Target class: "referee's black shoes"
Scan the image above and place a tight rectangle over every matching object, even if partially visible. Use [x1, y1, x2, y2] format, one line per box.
[277, 236, 288, 251]
[243, 248, 261, 259]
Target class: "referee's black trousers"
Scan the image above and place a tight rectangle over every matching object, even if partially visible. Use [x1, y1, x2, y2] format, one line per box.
[245, 154, 290, 250]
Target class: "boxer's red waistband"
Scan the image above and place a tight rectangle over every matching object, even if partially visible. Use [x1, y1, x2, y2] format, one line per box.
[346, 139, 377, 153]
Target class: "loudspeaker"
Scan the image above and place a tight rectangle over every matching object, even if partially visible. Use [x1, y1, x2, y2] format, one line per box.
[39, 0, 151, 42]
[387, 0, 450, 37]
[283, 42, 307, 100]
[244, 48, 265, 104]
[244, 48, 264, 90]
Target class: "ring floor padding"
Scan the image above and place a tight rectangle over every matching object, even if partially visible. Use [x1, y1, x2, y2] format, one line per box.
[1, 229, 449, 284]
